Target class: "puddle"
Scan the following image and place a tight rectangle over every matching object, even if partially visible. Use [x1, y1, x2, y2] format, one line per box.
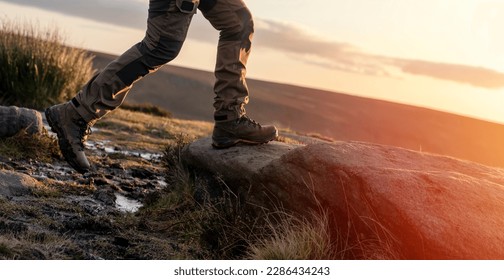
[115, 193, 142, 213]
[85, 140, 162, 161]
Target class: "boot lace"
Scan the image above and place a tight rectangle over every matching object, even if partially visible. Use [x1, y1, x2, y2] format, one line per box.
[74, 119, 92, 143]
[238, 115, 261, 128]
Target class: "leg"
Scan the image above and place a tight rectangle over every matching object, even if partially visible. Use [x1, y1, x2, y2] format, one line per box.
[45, 0, 195, 173]
[200, 0, 278, 148]
[75, 0, 195, 122]
[199, 0, 253, 121]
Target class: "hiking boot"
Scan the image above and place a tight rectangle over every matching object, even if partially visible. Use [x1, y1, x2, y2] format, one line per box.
[212, 115, 278, 149]
[45, 102, 92, 174]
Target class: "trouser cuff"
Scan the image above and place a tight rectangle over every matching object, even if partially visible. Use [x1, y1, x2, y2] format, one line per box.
[214, 108, 245, 122]
[70, 96, 99, 124]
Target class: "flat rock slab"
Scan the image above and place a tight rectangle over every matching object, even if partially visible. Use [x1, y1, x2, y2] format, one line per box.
[182, 137, 302, 182]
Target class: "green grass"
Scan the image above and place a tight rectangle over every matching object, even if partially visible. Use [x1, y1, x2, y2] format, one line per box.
[0, 20, 94, 109]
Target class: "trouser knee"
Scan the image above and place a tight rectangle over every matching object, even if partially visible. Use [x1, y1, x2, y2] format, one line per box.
[201, 1, 254, 43]
[116, 39, 183, 86]
[142, 37, 183, 67]
[221, 8, 254, 45]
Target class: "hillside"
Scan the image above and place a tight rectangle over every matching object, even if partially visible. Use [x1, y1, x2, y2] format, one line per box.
[90, 51, 504, 168]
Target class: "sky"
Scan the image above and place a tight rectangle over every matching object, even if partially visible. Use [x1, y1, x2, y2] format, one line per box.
[1, 0, 504, 124]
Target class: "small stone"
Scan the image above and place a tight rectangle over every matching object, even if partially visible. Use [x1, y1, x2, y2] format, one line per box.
[0, 106, 45, 137]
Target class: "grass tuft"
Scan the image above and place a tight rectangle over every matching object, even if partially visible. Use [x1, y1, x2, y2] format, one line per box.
[0, 20, 94, 109]
[0, 129, 61, 162]
[247, 211, 337, 260]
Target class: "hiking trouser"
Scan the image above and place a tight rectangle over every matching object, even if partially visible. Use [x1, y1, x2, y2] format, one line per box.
[73, 0, 253, 123]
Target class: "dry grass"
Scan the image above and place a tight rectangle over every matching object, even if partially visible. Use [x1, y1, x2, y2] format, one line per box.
[0, 129, 60, 162]
[247, 209, 399, 260]
[92, 109, 212, 151]
[247, 211, 336, 260]
[0, 20, 94, 109]
[0, 232, 82, 260]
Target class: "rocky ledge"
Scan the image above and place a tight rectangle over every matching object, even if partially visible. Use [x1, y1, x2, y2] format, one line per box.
[184, 137, 504, 259]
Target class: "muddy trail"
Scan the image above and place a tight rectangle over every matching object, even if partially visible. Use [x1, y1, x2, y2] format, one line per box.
[0, 109, 213, 259]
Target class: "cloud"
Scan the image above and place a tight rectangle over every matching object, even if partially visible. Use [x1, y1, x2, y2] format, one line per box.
[255, 21, 392, 77]
[5, 0, 504, 89]
[253, 20, 504, 89]
[394, 59, 504, 89]
[3, 0, 147, 29]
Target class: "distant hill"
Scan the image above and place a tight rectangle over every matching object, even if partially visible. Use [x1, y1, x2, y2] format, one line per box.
[90, 51, 504, 168]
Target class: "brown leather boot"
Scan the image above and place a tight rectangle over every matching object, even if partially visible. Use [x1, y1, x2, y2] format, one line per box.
[45, 102, 92, 173]
[212, 115, 278, 149]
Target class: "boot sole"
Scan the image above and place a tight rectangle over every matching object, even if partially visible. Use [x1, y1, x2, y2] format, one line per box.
[212, 131, 278, 149]
[45, 108, 90, 174]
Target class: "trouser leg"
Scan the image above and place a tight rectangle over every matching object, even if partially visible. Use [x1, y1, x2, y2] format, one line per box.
[199, 0, 253, 121]
[73, 0, 194, 123]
